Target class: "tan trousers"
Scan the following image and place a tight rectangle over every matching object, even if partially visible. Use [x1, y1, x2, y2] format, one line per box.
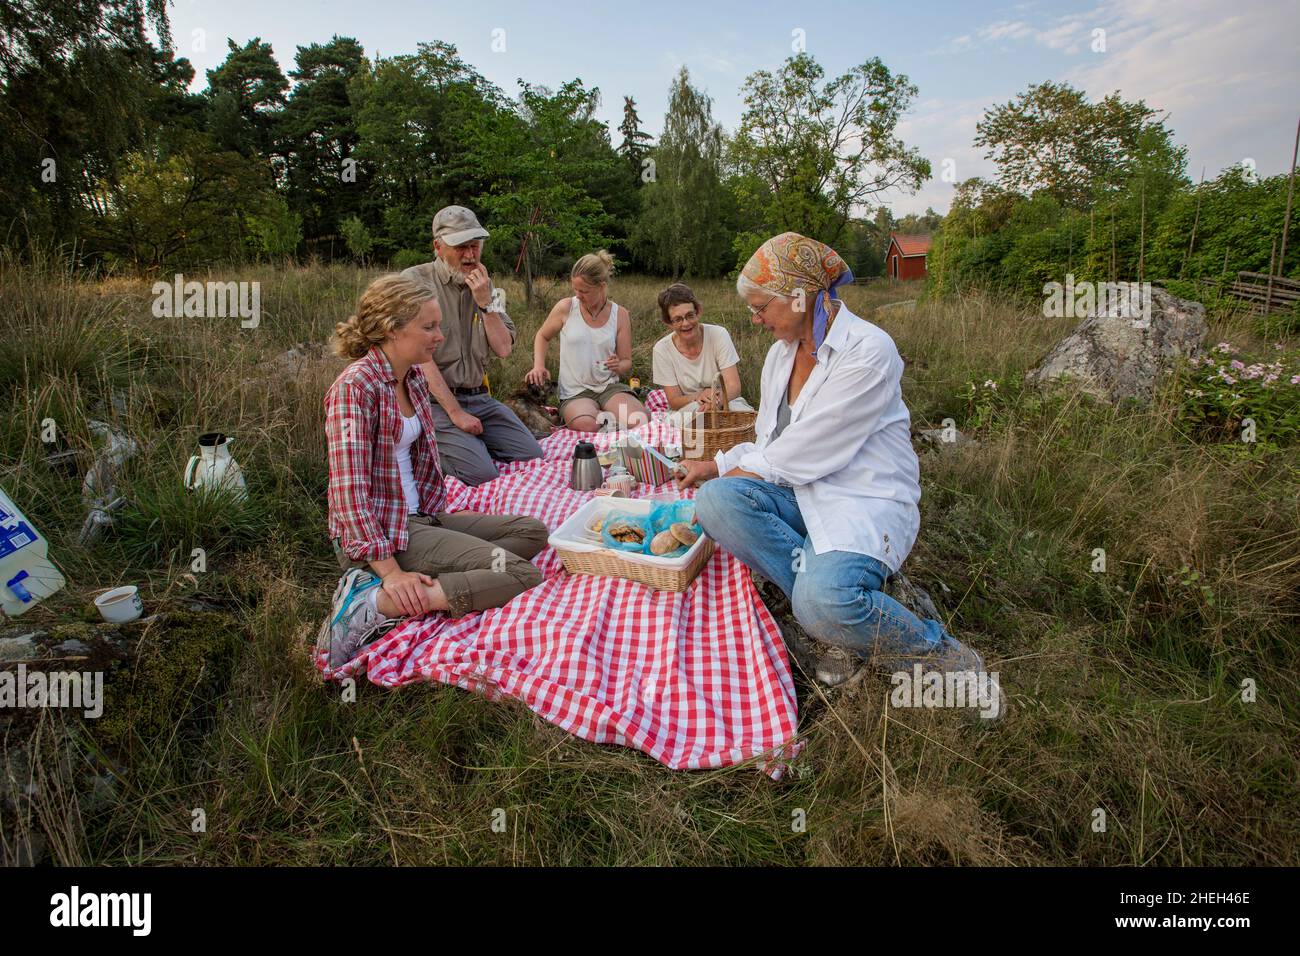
[336, 512, 549, 617]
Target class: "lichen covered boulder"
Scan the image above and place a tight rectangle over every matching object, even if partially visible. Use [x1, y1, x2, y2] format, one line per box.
[1027, 286, 1208, 401]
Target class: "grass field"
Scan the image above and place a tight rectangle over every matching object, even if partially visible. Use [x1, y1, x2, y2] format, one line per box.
[1, 254, 1297, 865]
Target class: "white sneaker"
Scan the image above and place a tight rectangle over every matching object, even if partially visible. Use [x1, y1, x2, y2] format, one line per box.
[317, 569, 389, 669]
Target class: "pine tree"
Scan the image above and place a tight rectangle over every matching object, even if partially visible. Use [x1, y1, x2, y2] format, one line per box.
[617, 95, 654, 180]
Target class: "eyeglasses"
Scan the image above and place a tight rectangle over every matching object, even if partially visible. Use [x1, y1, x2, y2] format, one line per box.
[747, 294, 779, 317]
[665, 312, 698, 326]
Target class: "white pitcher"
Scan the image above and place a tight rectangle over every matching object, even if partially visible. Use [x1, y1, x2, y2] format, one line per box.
[183, 432, 248, 500]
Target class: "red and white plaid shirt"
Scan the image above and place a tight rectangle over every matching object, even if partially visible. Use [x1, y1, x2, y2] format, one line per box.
[326, 347, 447, 562]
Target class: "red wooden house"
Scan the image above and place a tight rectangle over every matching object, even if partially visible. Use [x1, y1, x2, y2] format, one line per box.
[885, 233, 931, 280]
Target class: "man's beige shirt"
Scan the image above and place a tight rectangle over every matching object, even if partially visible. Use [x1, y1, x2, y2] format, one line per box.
[401, 257, 517, 389]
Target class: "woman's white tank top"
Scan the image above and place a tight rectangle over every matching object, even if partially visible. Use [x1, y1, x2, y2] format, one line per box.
[558, 296, 620, 400]
[395, 412, 423, 514]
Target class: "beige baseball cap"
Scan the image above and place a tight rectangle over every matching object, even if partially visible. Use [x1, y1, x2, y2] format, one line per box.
[432, 205, 490, 246]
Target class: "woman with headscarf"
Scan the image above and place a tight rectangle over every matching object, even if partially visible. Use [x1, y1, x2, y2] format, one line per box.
[676, 233, 993, 687]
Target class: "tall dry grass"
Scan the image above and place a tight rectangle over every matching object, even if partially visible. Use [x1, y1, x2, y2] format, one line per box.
[0, 255, 1296, 865]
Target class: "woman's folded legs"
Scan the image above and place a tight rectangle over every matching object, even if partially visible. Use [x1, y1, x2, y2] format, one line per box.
[697, 476, 985, 673]
[695, 476, 807, 596]
[788, 549, 971, 672]
[338, 512, 549, 618]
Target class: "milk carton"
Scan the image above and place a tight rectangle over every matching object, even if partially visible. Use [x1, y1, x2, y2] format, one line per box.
[0, 485, 66, 618]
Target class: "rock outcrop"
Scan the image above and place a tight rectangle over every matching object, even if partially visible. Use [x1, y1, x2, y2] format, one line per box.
[1027, 286, 1208, 401]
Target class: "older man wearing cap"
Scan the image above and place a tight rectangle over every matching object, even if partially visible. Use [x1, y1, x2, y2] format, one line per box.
[401, 205, 544, 486]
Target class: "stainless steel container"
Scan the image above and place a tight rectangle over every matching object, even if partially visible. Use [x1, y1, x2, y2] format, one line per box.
[570, 441, 604, 491]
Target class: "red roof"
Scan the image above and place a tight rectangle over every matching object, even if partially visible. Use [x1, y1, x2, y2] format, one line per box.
[890, 233, 932, 256]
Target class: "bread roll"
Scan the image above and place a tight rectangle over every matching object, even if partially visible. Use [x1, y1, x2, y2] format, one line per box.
[670, 522, 699, 546]
[650, 529, 681, 555]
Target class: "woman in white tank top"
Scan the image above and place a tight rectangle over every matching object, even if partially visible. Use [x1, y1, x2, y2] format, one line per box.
[526, 250, 650, 432]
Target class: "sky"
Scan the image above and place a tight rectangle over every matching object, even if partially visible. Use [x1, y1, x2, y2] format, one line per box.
[161, 0, 1300, 217]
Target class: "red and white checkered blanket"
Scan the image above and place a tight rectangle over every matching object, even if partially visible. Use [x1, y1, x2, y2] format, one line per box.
[317, 390, 802, 777]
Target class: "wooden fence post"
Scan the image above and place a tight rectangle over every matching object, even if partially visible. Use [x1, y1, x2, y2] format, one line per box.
[1265, 238, 1277, 316]
[1278, 113, 1299, 283]
[1180, 166, 1205, 280]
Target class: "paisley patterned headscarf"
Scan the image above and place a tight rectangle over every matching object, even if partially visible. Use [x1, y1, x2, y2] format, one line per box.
[741, 232, 854, 349]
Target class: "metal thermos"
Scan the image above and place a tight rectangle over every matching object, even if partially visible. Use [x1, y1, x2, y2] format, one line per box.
[570, 441, 603, 491]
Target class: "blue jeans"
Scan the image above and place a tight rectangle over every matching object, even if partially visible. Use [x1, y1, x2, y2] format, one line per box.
[695, 477, 975, 670]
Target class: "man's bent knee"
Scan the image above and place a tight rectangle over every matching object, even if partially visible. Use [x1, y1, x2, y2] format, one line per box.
[446, 456, 499, 487]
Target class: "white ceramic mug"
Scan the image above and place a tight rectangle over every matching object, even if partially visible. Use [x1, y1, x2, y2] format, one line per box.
[95, 585, 144, 623]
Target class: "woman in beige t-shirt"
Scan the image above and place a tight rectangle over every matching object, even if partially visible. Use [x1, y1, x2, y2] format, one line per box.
[652, 283, 755, 415]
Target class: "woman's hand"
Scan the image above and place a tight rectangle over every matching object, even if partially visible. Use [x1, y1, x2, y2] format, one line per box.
[675, 458, 719, 490]
[524, 365, 551, 387]
[601, 354, 622, 373]
[694, 388, 718, 412]
[381, 569, 436, 617]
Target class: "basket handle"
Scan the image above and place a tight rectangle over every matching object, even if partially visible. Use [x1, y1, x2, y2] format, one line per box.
[710, 372, 729, 410]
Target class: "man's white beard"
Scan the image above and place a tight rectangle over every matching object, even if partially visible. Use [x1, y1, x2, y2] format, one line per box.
[438, 255, 470, 285]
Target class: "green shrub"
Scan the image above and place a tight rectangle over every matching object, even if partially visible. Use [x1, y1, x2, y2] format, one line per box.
[111, 476, 275, 570]
[390, 248, 430, 271]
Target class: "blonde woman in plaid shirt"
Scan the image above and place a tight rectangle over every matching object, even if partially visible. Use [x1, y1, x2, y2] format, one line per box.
[318, 275, 549, 669]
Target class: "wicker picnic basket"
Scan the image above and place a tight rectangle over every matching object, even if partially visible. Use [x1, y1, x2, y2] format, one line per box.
[681, 373, 757, 461]
[549, 499, 716, 592]
[554, 537, 715, 592]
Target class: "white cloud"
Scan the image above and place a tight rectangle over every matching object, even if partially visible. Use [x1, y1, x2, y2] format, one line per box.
[697, 50, 737, 74]
[900, 0, 1299, 216]
[660, 47, 737, 77]
[1065, 0, 1300, 180]
[880, 98, 996, 217]
[932, 12, 1093, 55]
[980, 20, 1035, 41]
[1037, 19, 1085, 51]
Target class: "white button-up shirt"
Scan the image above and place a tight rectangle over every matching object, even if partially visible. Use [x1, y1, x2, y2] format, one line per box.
[713, 302, 921, 572]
